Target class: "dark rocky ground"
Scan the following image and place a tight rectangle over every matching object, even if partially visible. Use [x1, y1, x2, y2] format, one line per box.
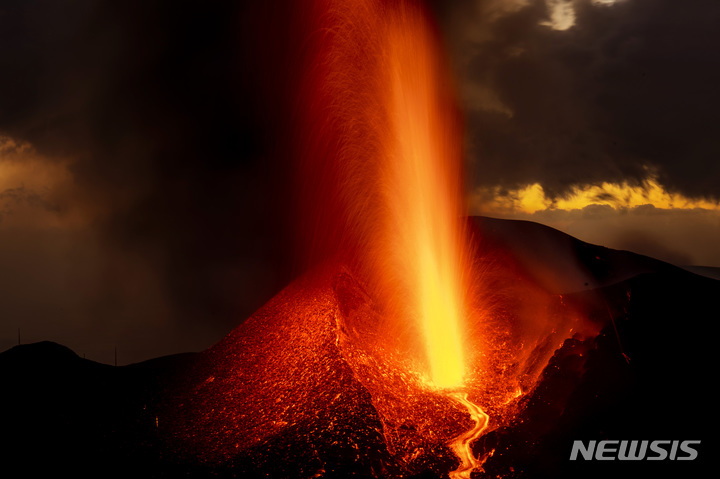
[0, 217, 716, 478]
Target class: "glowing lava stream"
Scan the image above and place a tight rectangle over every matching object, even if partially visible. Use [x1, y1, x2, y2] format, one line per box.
[448, 392, 490, 479]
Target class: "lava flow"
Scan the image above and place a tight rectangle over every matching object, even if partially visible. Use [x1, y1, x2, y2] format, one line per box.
[447, 393, 490, 479]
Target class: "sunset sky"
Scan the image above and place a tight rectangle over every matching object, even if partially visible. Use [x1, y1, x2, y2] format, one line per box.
[0, 0, 718, 363]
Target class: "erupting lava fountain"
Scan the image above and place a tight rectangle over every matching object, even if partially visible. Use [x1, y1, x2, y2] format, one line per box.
[166, 1, 599, 477]
[295, 0, 493, 474]
[296, 0, 472, 390]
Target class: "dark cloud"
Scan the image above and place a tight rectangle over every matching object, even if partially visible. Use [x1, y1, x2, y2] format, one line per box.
[2, 0, 719, 361]
[0, 0, 303, 360]
[429, 0, 720, 199]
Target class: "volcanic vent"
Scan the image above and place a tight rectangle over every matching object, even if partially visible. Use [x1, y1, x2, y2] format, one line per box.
[165, 0, 603, 476]
[162, 221, 604, 478]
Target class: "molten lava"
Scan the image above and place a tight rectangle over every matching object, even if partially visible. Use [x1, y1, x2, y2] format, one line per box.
[295, 0, 471, 389]
[383, 6, 468, 388]
[447, 392, 490, 479]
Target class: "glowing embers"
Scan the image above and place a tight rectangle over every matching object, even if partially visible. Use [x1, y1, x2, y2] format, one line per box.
[162, 268, 391, 475]
[333, 270, 478, 476]
[162, 251, 598, 477]
[333, 261, 595, 477]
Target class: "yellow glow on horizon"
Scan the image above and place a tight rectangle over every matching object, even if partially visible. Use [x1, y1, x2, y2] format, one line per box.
[471, 176, 720, 215]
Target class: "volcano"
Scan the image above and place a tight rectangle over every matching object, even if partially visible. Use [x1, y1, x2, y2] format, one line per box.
[1, 216, 715, 479]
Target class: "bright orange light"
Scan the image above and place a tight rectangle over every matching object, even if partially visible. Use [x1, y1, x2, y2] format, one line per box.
[381, 6, 468, 388]
[293, 0, 471, 388]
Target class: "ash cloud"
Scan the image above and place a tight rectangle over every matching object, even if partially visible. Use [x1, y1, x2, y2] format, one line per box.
[429, 0, 720, 200]
[0, 0, 301, 361]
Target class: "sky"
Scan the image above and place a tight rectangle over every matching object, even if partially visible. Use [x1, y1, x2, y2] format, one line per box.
[0, 0, 718, 363]
[429, 0, 720, 266]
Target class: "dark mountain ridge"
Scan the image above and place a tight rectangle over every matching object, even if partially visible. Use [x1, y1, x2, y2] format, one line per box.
[0, 216, 716, 478]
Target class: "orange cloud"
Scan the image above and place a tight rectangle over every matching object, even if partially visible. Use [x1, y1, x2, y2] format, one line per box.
[0, 136, 85, 229]
[470, 176, 720, 215]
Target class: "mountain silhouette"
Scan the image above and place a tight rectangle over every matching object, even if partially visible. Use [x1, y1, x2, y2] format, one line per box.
[0, 217, 715, 478]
